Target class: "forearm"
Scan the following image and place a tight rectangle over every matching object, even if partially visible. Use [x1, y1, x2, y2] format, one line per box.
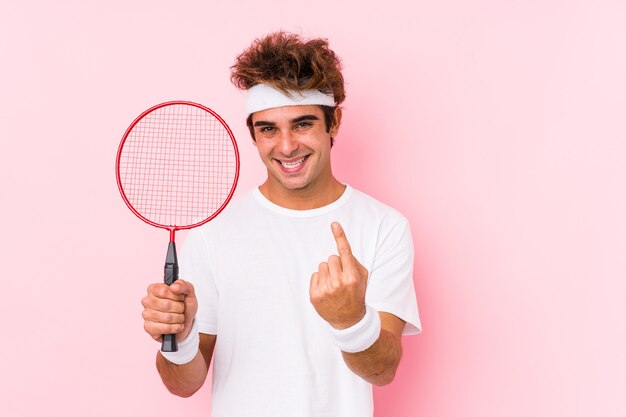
[156, 349, 208, 397]
[341, 327, 403, 386]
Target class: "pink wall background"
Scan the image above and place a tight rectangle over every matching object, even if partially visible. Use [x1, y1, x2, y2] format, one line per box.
[1, 1, 625, 416]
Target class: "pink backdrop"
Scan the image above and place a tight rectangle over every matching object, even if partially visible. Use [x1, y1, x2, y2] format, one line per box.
[1, 1, 625, 416]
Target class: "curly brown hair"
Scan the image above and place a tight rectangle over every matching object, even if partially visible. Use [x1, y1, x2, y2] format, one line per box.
[231, 31, 346, 105]
[231, 32, 345, 145]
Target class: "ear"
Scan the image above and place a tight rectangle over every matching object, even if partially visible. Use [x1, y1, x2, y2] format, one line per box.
[329, 107, 343, 138]
[247, 114, 257, 146]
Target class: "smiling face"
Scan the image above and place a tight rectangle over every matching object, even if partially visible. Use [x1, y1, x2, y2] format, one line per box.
[251, 104, 344, 209]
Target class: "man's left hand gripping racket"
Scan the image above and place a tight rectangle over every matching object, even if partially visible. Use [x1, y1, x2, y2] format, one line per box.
[116, 101, 239, 352]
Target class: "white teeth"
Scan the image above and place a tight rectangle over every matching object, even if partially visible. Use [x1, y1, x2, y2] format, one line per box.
[281, 157, 305, 169]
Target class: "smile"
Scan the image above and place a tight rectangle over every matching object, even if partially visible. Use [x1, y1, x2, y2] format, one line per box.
[276, 156, 308, 173]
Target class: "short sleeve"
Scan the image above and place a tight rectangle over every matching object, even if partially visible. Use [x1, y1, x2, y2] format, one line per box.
[179, 228, 219, 335]
[365, 216, 422, 335]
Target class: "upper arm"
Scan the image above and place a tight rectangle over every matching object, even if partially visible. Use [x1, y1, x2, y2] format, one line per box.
[199, 333, 217, 369]
[366, 216, 421, 335]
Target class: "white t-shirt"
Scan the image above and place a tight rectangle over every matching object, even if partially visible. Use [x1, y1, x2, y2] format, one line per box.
[180, 185, 421, 417]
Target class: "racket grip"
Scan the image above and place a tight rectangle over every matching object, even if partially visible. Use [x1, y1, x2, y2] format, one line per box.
[162, 334, 177, 353]
[162, 241, 179, 352]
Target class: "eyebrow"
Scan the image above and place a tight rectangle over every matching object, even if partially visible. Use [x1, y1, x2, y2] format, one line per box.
[253, 114, 320, 127]
[291, 115, 320, 124]
[253, 120, 276, 127]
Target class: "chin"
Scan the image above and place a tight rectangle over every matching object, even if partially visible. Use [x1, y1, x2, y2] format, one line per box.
[272, 175, 312, 191]
[280, 181, 310, 191]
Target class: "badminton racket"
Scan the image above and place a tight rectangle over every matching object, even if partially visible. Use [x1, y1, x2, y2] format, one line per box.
[116, 101, 239, 352]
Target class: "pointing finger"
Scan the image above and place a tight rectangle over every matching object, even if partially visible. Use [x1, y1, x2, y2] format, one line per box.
[331, 222, 353, 258]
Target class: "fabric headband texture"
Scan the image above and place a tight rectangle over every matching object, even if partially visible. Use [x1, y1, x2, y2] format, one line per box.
[246, 83, 336, 116]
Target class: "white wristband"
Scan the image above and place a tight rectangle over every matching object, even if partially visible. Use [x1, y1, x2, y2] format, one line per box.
[160, 319, 200, 365]
[328, 305, 381, 353]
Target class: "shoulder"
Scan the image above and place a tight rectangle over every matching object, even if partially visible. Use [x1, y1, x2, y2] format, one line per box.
[346, 187, 410, 229]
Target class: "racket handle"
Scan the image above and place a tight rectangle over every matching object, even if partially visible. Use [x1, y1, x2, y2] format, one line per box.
[162, 241, 179, 352]
[162, 334, 177, 353]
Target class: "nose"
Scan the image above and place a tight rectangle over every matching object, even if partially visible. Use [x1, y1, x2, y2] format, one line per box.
[276, 130, 299, 156]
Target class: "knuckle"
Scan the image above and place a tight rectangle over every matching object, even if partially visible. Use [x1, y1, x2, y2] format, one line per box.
[174, 301, 185, 314]
[162, 312, 174, 323]
[144, 321, 157, 336]
[168, 312, 184, 324]
[158, 284, 174, 297]
[155, 298, 168, 311]
[147, 283, 163, 294]
[160, 298, 177, 312]
[163, 313, 178, 324]
[166, 323, 183, 334]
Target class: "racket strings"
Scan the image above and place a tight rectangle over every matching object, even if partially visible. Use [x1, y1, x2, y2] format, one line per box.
[118, 104, 237, 227]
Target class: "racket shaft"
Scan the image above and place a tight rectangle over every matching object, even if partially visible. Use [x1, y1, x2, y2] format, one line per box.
[162, 241, 179, 352]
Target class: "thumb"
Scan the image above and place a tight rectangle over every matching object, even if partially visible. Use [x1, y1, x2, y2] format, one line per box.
[170, 279, 196, 299]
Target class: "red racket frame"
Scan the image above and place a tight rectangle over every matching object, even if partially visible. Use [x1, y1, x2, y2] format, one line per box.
[115, 101, 240, 242]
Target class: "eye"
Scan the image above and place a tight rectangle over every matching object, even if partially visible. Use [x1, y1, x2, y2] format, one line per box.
[258, 126, 276, 134]
[295, 121, 312, 130]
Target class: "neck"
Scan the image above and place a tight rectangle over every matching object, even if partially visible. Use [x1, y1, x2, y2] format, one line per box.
[259, 177, 346, 210]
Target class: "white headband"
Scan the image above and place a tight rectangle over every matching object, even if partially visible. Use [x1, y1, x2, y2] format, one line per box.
[246, 84, 336, 116]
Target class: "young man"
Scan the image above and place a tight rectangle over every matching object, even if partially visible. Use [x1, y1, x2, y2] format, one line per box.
[141, 32, 421, 416]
